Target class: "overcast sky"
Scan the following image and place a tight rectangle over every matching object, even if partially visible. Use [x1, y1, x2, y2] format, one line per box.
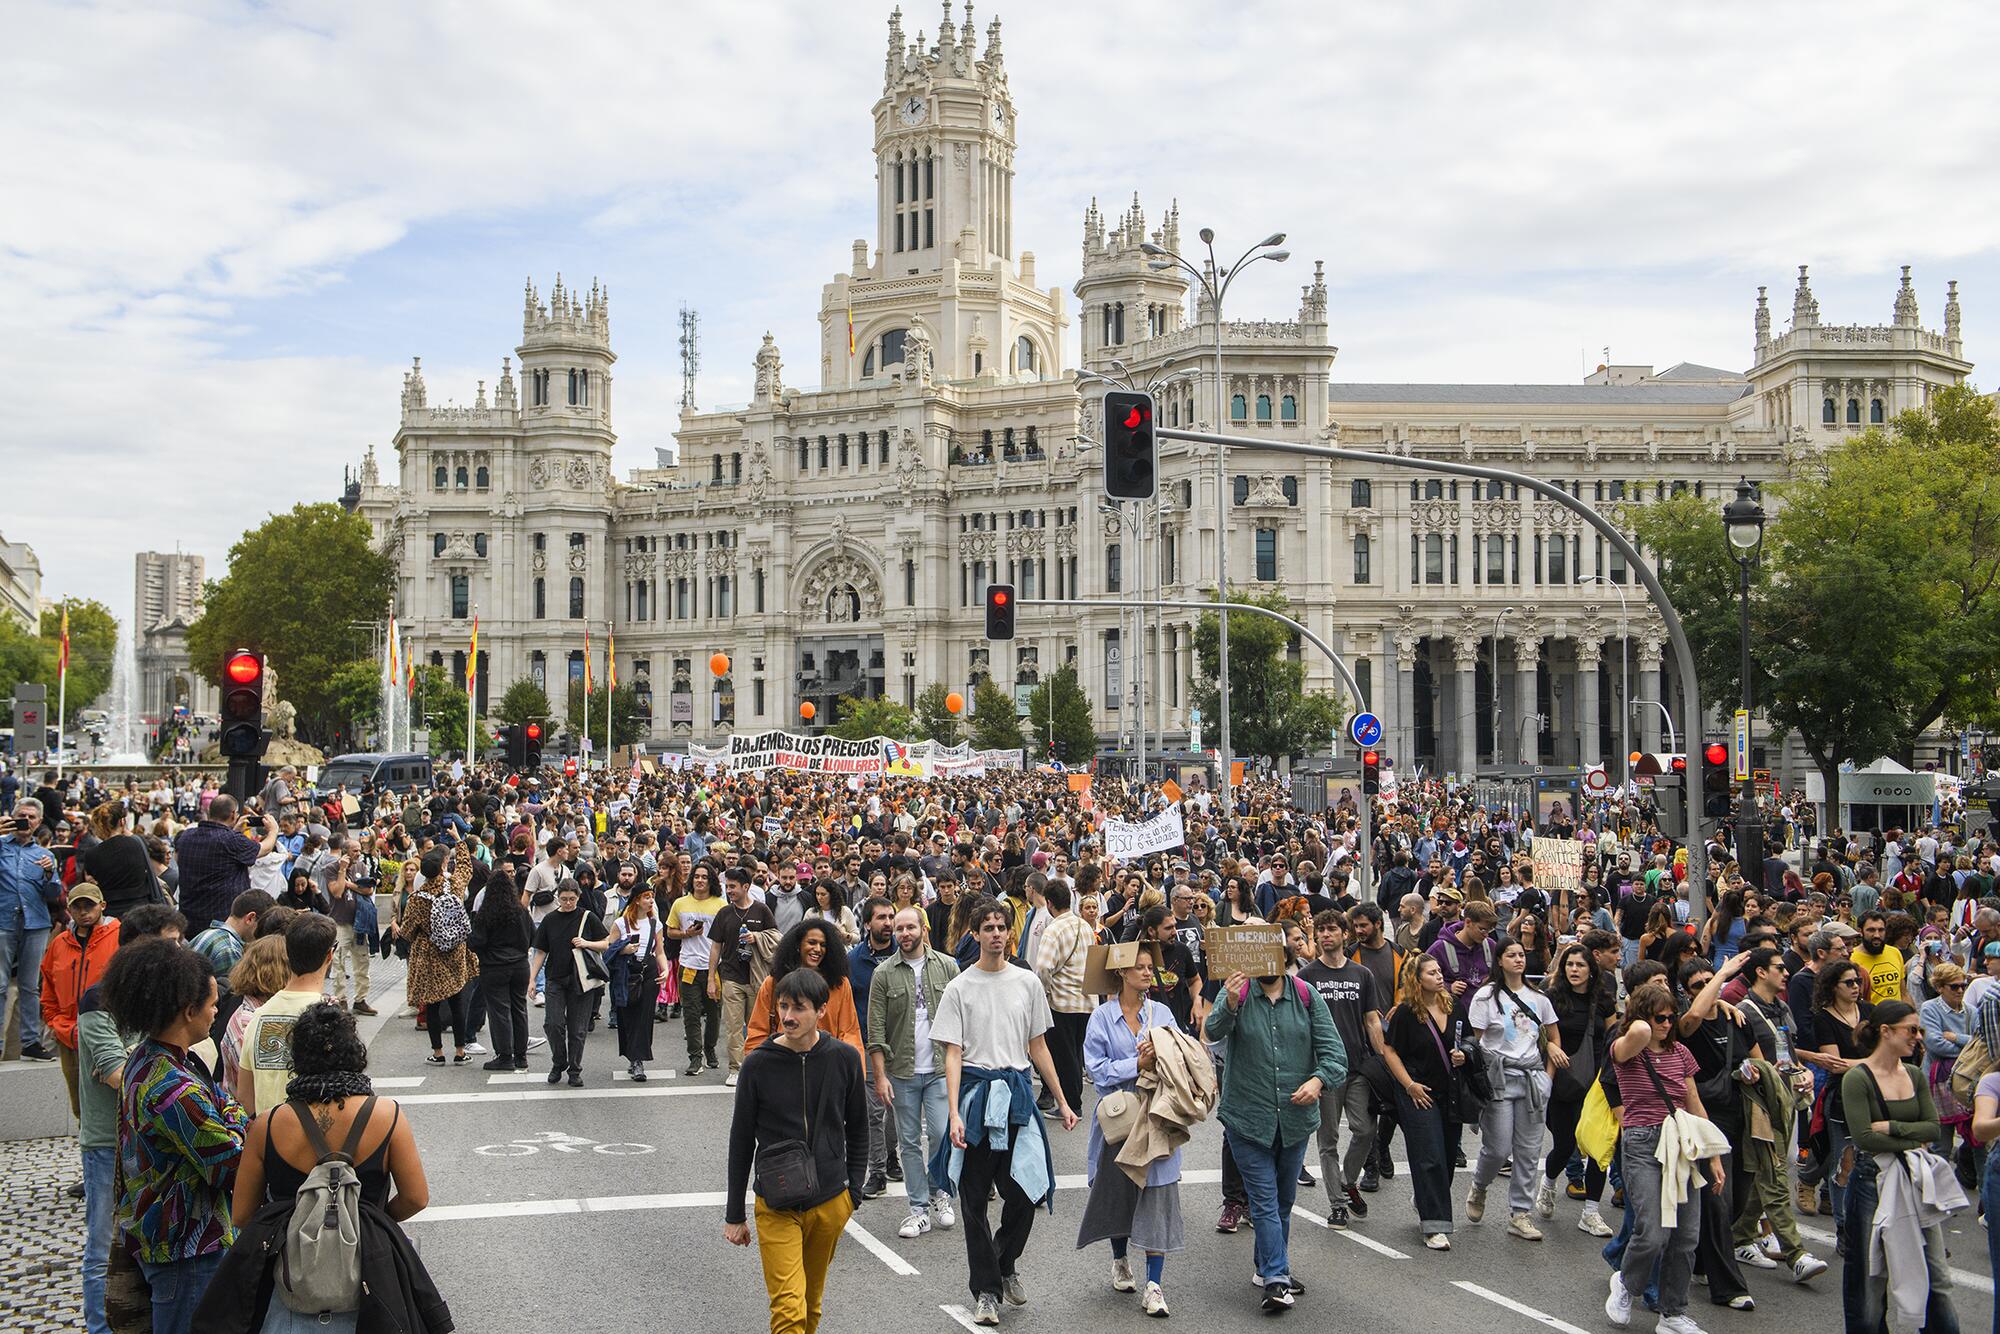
[7, 1, 1998, 628]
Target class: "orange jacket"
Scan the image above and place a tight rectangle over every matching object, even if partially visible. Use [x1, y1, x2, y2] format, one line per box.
[744, 973, 863, 1059]
[41, 919, 121, 1049]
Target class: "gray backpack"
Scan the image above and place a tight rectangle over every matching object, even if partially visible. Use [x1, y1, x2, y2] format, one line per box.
[277, 1097, 375, 1314]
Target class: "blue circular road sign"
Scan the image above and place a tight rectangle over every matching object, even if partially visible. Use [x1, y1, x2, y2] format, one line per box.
[1350, 712, 1383, 747]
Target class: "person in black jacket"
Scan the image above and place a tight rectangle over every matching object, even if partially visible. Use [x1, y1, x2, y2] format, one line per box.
[470, 868, 533, 1072]
[724, 967, 869, 1334]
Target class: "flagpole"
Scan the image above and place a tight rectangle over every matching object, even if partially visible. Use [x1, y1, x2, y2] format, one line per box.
[55, 600, 68, 780]
[583, 627, 592, 770]
[467, 609, 478, 764]
[602, 627, 611, 772]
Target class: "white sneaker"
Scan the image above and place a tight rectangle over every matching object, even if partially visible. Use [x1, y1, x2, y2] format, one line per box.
[1142, 1281, 1169, 1317]
[1792, 1254, 1828, 1284]
[897, 1212, 931, 1239]
[724, 1071, 738, 1088]
[1733, 1243, 1778, 1270]
[1606, 1273, 1632, 1328]
[1757, 1232, 1784, 1257]
[1506, 1212, 1544, 1241]
[1535, 1177, 1557, 1219]
[1111, 1256, 1136, 1292]
[931, 1193, 956, 1229]
[532, 993, 545, 1008]
[1466, 1184, 1487, 1222]
[462, 1041, 487, 1055]
[526, 1035, 547, 1049]
[1424, 1231, 1452, 1250]
[1577, 1205, 1614, 1238]
[1655, 1315, 1708, 1334]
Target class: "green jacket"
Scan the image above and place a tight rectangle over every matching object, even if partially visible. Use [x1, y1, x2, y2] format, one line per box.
[1206, 975, 1347, 1148]
[77, 1001, 134, 1152]
[864, 949, 960, 1080]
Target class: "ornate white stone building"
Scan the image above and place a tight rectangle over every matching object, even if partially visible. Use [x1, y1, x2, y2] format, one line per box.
[354, 6, 1974, 780]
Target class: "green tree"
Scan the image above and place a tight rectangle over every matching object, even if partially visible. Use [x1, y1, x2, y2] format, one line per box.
[43, 600, 117, 724]
[969, 678, 1024, 751]
[830, 694, 916, 741]
[328, 659, 385, 733]
[1632, 383, 2000, 798]
[187, 503, 395, 744]
[1025, 662, 1097, 764]
[913, 681, 965, 746]
[411, 664, 466, 755]
[565, 681, 644, 749]
[0, 618, 48, 707]
[1189, 586, 1347, 763]
[496, 678, 553, 726]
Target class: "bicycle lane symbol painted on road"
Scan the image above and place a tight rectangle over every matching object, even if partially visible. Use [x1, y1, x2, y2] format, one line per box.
[473, 1129, 656, 1157]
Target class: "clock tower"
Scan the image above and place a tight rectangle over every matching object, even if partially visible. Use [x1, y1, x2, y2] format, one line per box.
[822, 6, 1064, 387]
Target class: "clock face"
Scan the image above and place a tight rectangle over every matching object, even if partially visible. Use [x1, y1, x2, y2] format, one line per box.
[991, 103, 1007, 128]
[900, 95, 926, 125]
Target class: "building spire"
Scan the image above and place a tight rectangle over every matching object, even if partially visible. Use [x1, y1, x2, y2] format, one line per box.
[1946, 279, 1963, 347]
[1894, 264, 1920, 327]
[1754, 284, 1770, 353]
[1791, 265, 1819, 329]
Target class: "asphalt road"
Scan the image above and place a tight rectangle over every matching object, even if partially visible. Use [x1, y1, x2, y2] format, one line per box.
[360, 991, 1994, 1333]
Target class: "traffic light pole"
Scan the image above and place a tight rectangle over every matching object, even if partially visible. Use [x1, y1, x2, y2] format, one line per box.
[1018, 594, 1373, 892]
[1152, 425, 1712, 922]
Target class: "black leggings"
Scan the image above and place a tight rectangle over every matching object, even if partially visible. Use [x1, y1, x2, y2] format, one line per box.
[1544, 1089, 1607, 1197]
[425, 989, 470, 1052]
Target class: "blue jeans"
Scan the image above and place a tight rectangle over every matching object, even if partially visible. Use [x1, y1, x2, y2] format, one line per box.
[138, 1251, 222, 1334]
[892, 1071, 950, 1209]
[0, 924, 50, 1049]
[81, 1147, 114, 1334]
[1227, 1127, 1309, 1285]
[1983, 1148, 2000, 1334]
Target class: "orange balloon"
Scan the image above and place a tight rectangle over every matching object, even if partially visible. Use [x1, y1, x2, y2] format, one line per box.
[1629, 751, 1644, 765]
[945, 691, 964, 714]
[709, 652, 730, 677]
[799, 701, 816, 721]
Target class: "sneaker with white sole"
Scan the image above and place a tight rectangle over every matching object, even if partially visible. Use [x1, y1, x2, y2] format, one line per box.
[1655, 1314, 1709, 1334]
[1424, 1231, 1452, 1250]
[1733, 1243, 1779, 1270]
[972, 1294, 1000, 1326]
[1111, 1256, 1136, 1292]
[462, 1041, 487, 1055]
[897, 1212, 931, 1239]
[931, 1193, 956, 1229]
[1727, 1295, 1756, 1312]
[1466, 1184, 1487, 1222]
[1002, 1273, 1026, 1306]
[526, 1035, 548, 1049]
[1791, 1254, 1828, 1284]
[1535, 1178, 1557, 1220]
[724, 1072, 737, 1087]
[1606, 1272, 1633, 1328]
[1577, 1205, 1614, 1237]
[1142, 1281, 1168, 1317]
[1757, 1232, 1783, 1257]
[1506, 1212, 1544, 1241]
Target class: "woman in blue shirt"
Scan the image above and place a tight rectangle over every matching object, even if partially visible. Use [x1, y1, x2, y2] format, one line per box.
[1076, 942, 1183, 1319]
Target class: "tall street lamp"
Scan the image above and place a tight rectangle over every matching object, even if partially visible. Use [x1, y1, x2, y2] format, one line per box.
[1722, 478, 1767, 886]
[1142, 229, 1289, 809]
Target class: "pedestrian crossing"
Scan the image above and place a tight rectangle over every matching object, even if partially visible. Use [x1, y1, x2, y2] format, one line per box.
[366, 1067, 686, 1090]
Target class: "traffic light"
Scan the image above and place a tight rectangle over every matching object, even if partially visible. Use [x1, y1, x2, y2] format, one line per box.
[496, 724, 518, 767]
[1102, 390, 1157, 500]
[1361, 748, 1382, 796]
[1655, 770, 1688, 839]
[984, 583, 1016, 640]
[524, 720, 544, 769]
[1701, 741, 1732, 819]
[219, 649, 270, 801]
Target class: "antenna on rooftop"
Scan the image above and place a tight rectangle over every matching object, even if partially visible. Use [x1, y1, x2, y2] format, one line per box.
[679, 304, 701, 411]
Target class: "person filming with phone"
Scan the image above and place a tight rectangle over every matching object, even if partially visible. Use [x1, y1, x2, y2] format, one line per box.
[172, 794, 280, 937]
[0, 798, 62, 1062]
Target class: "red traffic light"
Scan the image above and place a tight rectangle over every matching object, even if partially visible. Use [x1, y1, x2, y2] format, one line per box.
[225, 652, 262, 685]
[525, 722, 543, 741]
[990, 588, 1010, 607]
[1670, 756, 1688, 772]
[1361, 749, 1380, 766]
[1703, 743, 1729, 766]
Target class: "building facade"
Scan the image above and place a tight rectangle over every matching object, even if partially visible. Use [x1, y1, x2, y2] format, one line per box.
[133, 551, 214, 721]
[0, 532, 41, 632]
[354, 7, 1973, 782]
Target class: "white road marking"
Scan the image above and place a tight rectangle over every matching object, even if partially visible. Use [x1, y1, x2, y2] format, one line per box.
[1451, 1280, 1595, 1334]
[1293, 1205, 1410, 1258]
[1795, 1223, 1993, 1294]
[939, 1305, 983, 1331]
[484, 1068, 676, 1085]
[371, 1077, 426, 1089]
[409, 1189, 727, 1222]
[843, 1216, 920, 1276]
[395, 1083, 734, 1106]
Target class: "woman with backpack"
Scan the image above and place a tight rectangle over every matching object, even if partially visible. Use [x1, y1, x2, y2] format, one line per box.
[401, 846, 478, 1067]
[1463, 937, 1564, 1241]
[208, 1002, 444, 1333]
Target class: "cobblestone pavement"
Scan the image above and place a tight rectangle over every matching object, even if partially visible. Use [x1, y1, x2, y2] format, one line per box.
[0, 1135, 85, 1333]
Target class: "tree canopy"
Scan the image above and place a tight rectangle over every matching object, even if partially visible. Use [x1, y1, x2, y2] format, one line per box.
[969, 678, 1025, 751]
[564, 680, 644, 749]
[913, 681, 965, 746]
[1189, 586, 1347, 764]
[1025, 662, 1096, 764]
[0, 599, 118, 726]
[830, 694, 915, 741]
[496, 678, 553, 727]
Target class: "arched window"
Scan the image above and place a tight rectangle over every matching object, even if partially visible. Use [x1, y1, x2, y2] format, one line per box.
[1847, 397, 1861, 423]
[454, 466, 468, 489]
[1424, 479, 1444, 500]
[862, 348, 875, 377]
[881, 328, 907, 367]
[1255, 394, 1273, 423]
[1016, 336, 1036, 375]
[473, 534, 487, 557]
[432, 533, 446, 556]
[475, 465, 489, 489]
[1870, 398, 1884, 423]
[433, 465, 447, 489]
[1280, 394, 1297, 422]
[1353, 534, 1371, 584]
[1230, 394, 1247, 422]
[1350, 479, 1372, 508]
[568, 577, 584, 619]
[1823, 397, 1837, 424]
[567, 369, 579, 405]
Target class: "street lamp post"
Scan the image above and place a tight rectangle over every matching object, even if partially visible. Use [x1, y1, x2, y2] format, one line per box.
[1142, 229, 1290, 811]
[1492, 606, 1514, 771]
[1576, 573, 1632, 788]
[1723, 478, 1768, 887]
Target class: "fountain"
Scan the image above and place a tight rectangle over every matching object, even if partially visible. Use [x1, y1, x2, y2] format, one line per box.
[93, 616, 151, 765]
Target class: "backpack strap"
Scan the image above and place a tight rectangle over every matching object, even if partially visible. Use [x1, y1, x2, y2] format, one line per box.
[288, 1100, 341, 1164]
[338, 1096, 379, 1161]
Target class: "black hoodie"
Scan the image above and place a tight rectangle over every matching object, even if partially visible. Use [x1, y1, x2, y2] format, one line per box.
[725, 1029, 868, 1223]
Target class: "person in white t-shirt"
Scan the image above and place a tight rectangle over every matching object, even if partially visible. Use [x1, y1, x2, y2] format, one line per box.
[933, 897, 1078, 1326]
[1464, 939, 1563, 1240]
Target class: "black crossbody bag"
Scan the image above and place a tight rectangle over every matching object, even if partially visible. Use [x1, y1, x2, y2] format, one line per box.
[755, 1053, 822, 1210]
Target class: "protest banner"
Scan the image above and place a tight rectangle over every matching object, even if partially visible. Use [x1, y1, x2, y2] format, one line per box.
[1531, 836, 1585, 895]
[1203, 924, 1289, 978]
[1103, 806, 1186, 861]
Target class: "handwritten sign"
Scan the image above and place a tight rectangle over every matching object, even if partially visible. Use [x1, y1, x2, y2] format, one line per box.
[1104, 806, 1186, 861]
[1531, 836, 1584, 894]
[1204, 924, 1289, 978]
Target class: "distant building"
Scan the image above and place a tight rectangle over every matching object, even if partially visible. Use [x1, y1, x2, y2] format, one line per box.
[134, 551, 214, 720]
[0, 533, 41, 632]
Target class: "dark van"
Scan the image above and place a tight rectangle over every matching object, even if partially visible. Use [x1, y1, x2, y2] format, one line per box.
[315, 752, 434, 800]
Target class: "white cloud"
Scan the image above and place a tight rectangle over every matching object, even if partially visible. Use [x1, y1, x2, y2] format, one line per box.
[6, 0, 1999, 624]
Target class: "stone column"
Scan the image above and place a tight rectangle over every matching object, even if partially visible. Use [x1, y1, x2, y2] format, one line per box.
[1577, 639, 1603, 768]
[1454, 637, 1479, 777]
[1392, 628, 1418, 769]
[1515, 634, 1540, 765]
[1637, 640, 1664, 754]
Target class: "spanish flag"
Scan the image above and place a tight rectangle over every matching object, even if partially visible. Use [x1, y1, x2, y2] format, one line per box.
[607, 632, 616, 692]
[57, 603, 69, 677]
[584, 628, 593, 696]
[846, 296, 855, 357]
[466, 616, 478, 692]
[387, 615, 398, 688]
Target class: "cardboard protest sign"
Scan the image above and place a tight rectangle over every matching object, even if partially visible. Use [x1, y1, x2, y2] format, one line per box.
[1203, 924, 1289, 978]
[1530, 836, 1584, 894]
